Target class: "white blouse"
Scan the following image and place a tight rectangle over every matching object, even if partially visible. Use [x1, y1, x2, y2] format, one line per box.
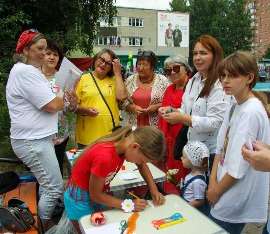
[178, 72, 234, 154]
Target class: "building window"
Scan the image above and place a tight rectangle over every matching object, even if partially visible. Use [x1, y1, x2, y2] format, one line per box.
[95, 37, 108, 45]
[248, 2, 254, 8]
[129, 18, 143, 27]
[129, 38, 143, 46]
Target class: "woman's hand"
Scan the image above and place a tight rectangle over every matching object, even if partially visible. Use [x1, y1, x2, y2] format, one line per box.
[65, 90, 78, 107]
[133, 198, 148, 212]
[129, 104, 146, 116]
[112, 58, 122, 77]
[82, 107, 100, 117]
[158, 106, 170, 116]
[162, 112, 182, 124]
[242, 141, 270, 172]
[144, 104, 160, 115]
[150, 190, 166, 206]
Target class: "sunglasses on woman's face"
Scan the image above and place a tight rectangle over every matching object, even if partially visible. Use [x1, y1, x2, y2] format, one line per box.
[165, 65, 183, 76]
[137, 50, 156, 61]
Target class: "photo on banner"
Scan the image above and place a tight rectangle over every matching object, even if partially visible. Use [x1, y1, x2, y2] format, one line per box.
[157, 12, 190, 48]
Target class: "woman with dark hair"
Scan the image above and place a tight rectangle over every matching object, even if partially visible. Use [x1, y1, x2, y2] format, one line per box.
[41, 39, 78, 177]
[74, 48, 127, 148]
[159, 35, 233, 174]
[121, 50, 169, 127]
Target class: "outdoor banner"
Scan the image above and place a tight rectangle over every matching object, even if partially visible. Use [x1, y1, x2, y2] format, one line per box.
[158, 12, 189, 48]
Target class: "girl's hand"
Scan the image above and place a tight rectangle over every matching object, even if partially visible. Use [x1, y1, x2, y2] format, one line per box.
[162, 112, 182, 124]
[158, 106, 170, 116]
[133, 198, 148, 212]
[150, 190, 166, 206]
[206, 187, 220, 207]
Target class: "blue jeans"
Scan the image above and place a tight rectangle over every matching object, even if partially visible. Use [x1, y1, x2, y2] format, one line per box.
[11, 136, 63, 221]
[263, 219, 270, 234]
[208, 213, 245, 234]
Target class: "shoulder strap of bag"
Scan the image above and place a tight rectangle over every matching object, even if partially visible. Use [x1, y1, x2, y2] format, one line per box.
[188, 77, 202, 115]
[89, 72, 115, 128]
[181, 175, 206, 198]
[229, 103, 236, 121]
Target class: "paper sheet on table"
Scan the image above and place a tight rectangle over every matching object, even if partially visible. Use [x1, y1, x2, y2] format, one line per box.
[119, 173, 138, 180]
[82, 222, 120, 234]
[55, 57, 82, 90]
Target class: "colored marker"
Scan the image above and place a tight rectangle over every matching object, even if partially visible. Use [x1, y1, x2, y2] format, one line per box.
[157, 218, 187, 230]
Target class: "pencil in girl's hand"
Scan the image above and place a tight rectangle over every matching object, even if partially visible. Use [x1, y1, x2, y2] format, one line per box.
[127, 191, 152, 207]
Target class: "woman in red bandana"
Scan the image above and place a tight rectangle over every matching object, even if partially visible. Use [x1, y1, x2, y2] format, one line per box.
[6, 29, 65, 231]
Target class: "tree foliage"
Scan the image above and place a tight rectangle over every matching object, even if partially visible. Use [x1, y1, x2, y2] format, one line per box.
[170, 0, 252, 60]
[263, 45, 270, 59]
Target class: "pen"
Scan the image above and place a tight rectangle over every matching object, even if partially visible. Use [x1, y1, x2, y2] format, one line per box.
[127, 191, 151, 207]
[157, 218, 187, 230]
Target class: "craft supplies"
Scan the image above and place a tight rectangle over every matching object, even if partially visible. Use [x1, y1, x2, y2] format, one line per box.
[119, 220, 128, 234]
[121, 199, 134, 213]
[152, 213, 183, 228]
[127, 191, 151, 207]
[126, 212, 139, 234]
[157, 218, 187, 230]
[90, 211, 107, 226]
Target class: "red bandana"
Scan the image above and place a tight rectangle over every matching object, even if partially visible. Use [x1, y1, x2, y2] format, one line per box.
[16, 30, 40, 54]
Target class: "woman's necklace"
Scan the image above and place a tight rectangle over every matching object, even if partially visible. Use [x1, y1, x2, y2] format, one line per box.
[41, 67, 56, 77]
[139, 74, 155, 84]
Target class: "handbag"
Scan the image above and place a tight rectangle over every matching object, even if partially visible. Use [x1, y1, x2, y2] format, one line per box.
[0, 171, 20, 195]
[89, 72, 121, 132]
[0, 197, 36, 233]
[173, 125, 189, 160]
[173, 78, 199, 160]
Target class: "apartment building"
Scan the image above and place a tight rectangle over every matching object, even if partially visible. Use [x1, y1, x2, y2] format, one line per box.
[94, 7, 190, 70]
[247, 0, 270, 60]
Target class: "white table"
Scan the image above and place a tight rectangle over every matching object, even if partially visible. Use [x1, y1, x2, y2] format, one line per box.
[66, 151, 166, 192]
[110, 161, 165, 192]
[79, 194, 228, 234]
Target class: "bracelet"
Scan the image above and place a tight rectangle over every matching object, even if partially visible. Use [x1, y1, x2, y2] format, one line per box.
[69, 104, 78, 113]
[169, 106, 173, 113]
[122, 99, 130, 109]
[121, 199, 134, 213]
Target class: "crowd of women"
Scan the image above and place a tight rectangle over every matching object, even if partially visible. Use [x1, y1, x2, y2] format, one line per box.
[5, 29, 270, 234]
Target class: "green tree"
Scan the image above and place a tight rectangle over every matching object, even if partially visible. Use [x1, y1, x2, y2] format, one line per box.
[0, 0, 116, 157]
[169, 0, 190, 12]
[263, 45, 270, 59]
[170, 0, 252, 61]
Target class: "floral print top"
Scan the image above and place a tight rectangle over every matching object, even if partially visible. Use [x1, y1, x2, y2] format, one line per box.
[49, 74, 70, 145]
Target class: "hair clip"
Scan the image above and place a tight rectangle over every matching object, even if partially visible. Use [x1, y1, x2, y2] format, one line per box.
[132, 126, 136, 132]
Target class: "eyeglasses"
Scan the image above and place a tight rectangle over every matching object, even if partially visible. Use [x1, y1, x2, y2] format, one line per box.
[98, 56, 112, 68]
[165, 65, 184, 76]
[28, 29, 39, 34]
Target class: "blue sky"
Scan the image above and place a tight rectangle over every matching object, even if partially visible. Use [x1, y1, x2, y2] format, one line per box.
[115, 0, 171, 10]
